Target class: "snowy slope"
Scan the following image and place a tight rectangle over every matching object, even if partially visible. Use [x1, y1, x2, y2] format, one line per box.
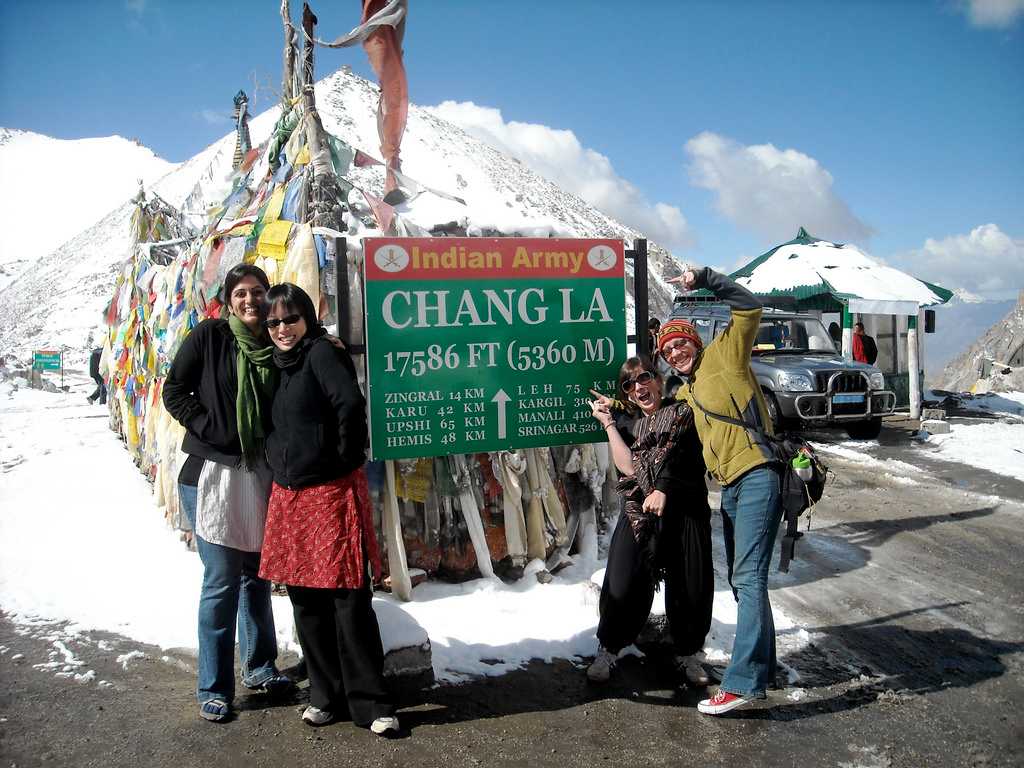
[0, 68, 681, 363]
[0, 379, 807, 681]
[0, 128, 178, 291]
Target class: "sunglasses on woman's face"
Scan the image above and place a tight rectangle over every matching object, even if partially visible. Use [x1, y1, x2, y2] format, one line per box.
[622, 370, 655, 392]
[263, 314, 302, 329]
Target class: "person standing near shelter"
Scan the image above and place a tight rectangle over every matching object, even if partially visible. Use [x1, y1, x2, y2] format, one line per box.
[853, 322, 878, 365]
[586, 356, 713, 688]
[163, 264, 292, 723]
[662, 267, 783, 715]
[257, 283, 398, 736]
[647, 317, 661, 356]
[86, 346, 106, 405]
[827, 322, 841, 349]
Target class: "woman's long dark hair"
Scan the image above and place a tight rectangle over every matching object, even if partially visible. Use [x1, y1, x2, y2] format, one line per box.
[263, 282, 320, 335]
[221, 264, 271, 319]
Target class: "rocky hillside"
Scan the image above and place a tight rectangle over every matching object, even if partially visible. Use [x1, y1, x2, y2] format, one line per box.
[939, 291, 1024, 392]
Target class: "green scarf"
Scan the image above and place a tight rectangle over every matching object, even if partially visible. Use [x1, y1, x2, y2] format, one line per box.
[228, 314, 279, 468]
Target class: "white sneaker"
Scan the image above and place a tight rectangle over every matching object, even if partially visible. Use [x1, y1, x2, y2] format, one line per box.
[301, 706, 334, 726]
[676, 654, 710, 686]
[586, 647, 617, 682]
[370, 715, 400, 735]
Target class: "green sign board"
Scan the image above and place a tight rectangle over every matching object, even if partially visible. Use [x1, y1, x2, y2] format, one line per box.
[32, 350, 62, 371]
[364, 238, 627, 460]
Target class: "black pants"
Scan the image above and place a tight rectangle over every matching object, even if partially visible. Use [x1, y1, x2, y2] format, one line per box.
[287, 585, 394, 726]
[597, 503, 714, 656]
[88, 375, 106, 404]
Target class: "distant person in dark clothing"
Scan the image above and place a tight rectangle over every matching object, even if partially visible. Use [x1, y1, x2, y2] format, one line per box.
[853, 322, 878, 364]
[827, 322, 841, 349]
[647, 317, 661, 356]
[87, 347, 106, 405]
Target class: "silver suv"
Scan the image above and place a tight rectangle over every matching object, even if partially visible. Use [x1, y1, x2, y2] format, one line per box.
[667, 302, 895, 439]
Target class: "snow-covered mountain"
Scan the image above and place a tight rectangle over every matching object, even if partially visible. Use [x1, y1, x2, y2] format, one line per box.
[926, 291, 1017, 384]
[0, 128, 179, 292]
[0, 68, 681, 365]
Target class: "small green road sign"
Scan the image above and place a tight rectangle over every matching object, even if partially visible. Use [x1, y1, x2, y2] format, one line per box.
[364, 237, 627, 460]
[32, 350, 62, 371]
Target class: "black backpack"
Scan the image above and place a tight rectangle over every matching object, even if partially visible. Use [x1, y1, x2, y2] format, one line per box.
[689, 392, 828, 572]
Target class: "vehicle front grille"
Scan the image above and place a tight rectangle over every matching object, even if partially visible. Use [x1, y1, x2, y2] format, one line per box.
[816, 371, 868, 393]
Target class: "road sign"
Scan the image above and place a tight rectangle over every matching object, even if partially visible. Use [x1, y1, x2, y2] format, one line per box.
[364, 237, 627, 460]
[32, 350, 62, 371]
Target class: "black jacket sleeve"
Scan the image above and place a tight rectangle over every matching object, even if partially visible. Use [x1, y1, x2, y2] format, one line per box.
[694, 267, 762, 311]
[163, 323, 214, 442]
[308, 340, 368, 470]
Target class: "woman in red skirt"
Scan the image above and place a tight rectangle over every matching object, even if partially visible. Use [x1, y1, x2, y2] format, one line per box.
[258, 283, 398, 736]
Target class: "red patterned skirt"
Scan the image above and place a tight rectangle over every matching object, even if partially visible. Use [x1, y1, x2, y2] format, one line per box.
[259, 468, 382, 589]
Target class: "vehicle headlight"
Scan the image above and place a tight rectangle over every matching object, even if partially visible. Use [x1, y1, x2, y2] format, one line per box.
[868, 372, 885, 390]
[777, 372, 814, 391]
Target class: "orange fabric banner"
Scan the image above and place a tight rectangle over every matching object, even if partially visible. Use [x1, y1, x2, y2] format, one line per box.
[361, 0, 408, 194]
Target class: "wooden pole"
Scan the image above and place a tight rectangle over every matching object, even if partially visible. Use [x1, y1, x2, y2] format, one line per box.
[301, 2, 344, 231]
[280, 0, 297, 105]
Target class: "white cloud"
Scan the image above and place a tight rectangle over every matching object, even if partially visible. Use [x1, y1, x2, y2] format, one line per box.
[894, 223, 1024, 300]
[685, 131, 872, 245]
[960, 0, 1024, 28]
[424, 100, 694, 251]
[125, 0, 147, 16]
[199, 109, 231, 126]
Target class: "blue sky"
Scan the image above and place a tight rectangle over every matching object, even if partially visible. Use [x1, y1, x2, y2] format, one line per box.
[1, 0, 1022, 298]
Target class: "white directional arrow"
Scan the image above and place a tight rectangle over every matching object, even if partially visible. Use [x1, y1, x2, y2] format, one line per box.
[491, 388, 511, 440]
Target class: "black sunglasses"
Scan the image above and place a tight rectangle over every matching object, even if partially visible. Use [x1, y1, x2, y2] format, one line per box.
[622, 370, 655, 392]
[263, 314, 302, 329]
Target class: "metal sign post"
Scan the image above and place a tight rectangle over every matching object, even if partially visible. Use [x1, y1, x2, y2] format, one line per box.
[363, 237, 627, 460]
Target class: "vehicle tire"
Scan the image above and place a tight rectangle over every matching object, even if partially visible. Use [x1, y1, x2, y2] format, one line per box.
[762, 390, 786, 432]
[846, 417, 882, 440]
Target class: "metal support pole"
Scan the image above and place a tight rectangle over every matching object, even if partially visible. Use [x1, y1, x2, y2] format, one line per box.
[634, 238, 648, 358]
[334, 236, 350, 344]
[333, 236, 366, 357]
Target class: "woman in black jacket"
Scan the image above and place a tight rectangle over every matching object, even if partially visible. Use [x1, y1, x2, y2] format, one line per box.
[586, 356, 714, 687]
[257, 283, 397, 736]
[163, 264, 291, 723]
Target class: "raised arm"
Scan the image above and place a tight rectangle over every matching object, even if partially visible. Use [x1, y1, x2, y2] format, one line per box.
[692, 267, 762, 371]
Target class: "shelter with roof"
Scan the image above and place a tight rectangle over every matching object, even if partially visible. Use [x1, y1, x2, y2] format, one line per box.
[727, 227, 952, 418]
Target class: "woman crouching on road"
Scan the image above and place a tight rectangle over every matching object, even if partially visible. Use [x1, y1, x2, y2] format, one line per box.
[587, 356, 714, 687]
[257, 283, 398, 736]
[163, 264, 293, 723]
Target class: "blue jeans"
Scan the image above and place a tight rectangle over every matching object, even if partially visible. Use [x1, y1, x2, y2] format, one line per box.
[719, 466, 783, 697]
[179, 483, 279, 703]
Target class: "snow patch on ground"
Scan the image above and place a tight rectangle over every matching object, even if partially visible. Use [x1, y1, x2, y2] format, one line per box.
[812, 441, 927, 479]
[1, 382, 807, 684]
[926, 422, 1024, 482]
[116, 650, 146, 670]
